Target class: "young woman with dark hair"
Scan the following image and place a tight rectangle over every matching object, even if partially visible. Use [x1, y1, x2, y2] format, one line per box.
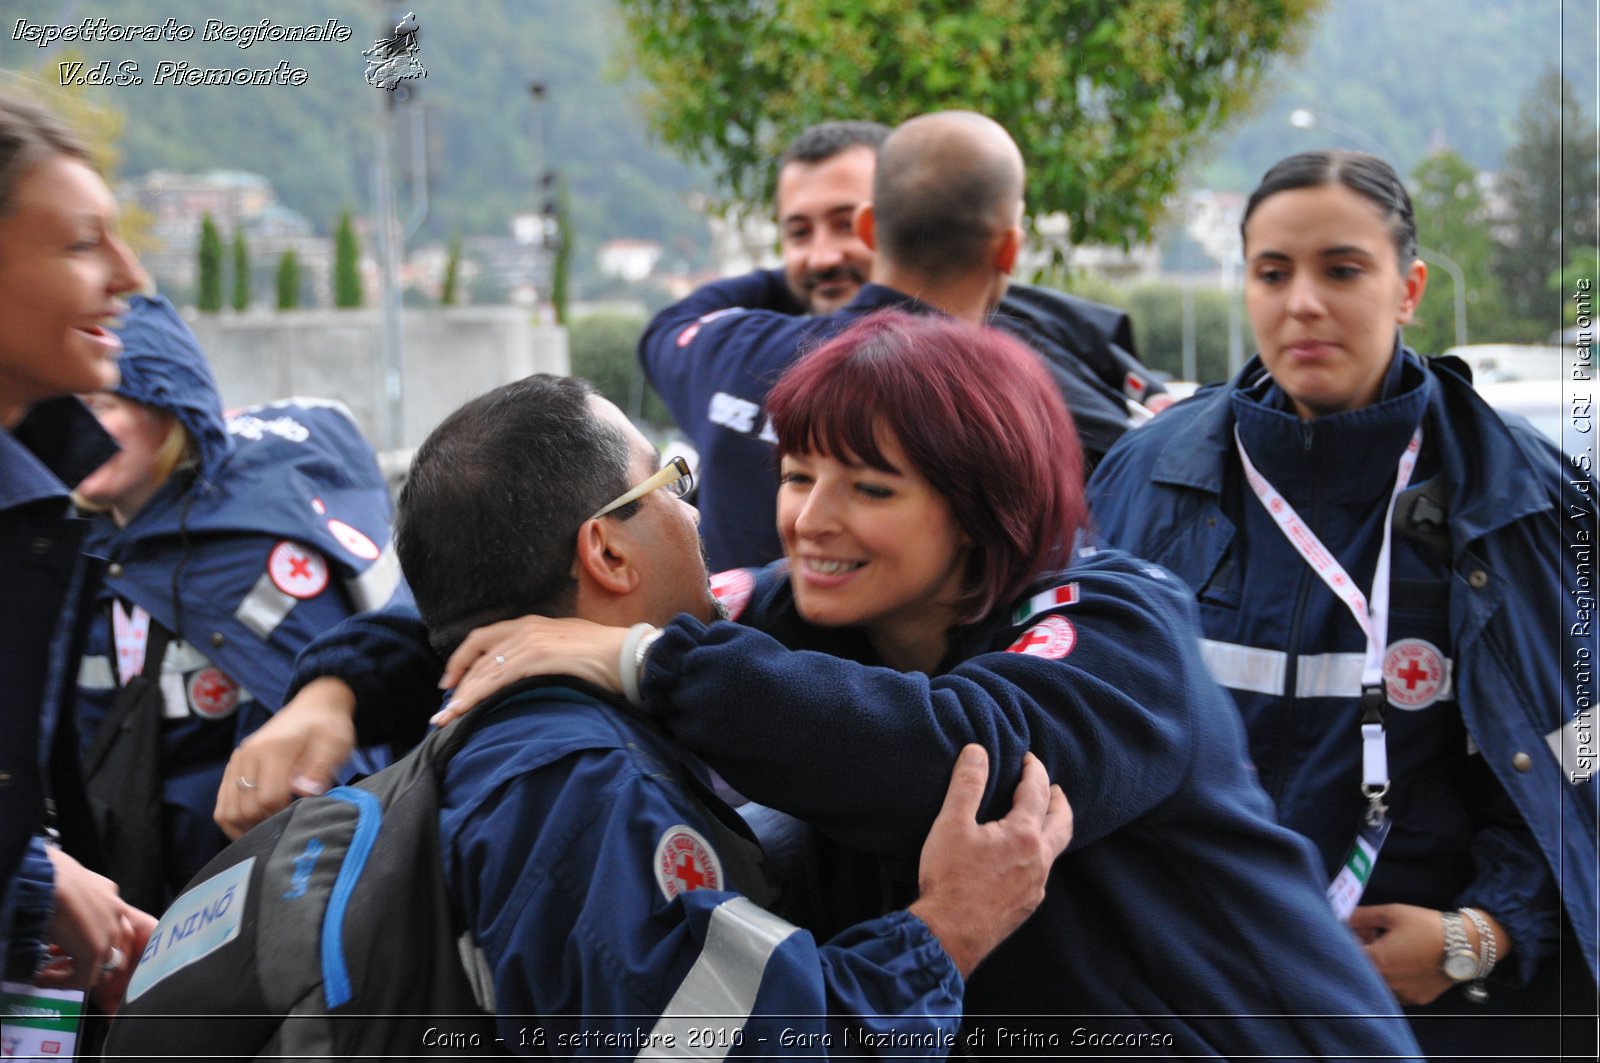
[0, 86, 152, 1008]
[436, 310, 1421, 1058]
[1089, 150, 1596, 1056]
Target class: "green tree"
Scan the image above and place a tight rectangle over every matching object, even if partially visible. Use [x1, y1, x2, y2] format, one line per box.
[230, 229, 251, 312]
[275, 250, 301, 310]
[1492, 67, 1599, 339]
[440, 235, 463, 306]
[197, 213, 223, 313]
[334, 210, 363, 308]
[1122, 283, 1234, 384]
[550, 180, 572, 326]
[1405, 150, 1511, 353]
[616, 0, 1322, 246]
[567, 313, 671, 427]
[1550, 248, 1600, 328]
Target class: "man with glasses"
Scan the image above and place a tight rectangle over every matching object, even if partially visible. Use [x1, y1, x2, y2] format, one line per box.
[369, 373, 1072, 1045]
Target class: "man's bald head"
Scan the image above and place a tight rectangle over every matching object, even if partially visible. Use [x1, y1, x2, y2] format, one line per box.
[871, 111, 1025, 282]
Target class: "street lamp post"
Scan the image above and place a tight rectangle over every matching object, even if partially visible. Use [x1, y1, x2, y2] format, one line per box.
[1287, 108, 1468, 348]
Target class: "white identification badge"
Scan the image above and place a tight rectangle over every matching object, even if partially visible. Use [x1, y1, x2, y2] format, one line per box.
[124, 858, 253, 1003]
[1, 982, 84, 1058]
[1326, 814, 1392, 922]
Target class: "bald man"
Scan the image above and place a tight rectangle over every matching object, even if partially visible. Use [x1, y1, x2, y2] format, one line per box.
[645, 113, 1042, 569]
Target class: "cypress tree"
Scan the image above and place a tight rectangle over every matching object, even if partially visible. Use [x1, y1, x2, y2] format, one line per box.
[550, 181, 571, 326]
[334, 210, 362, 308]
[197, 213, 223, 312]
[440, 235, 462, 306]
[230, 229, 250, 312]
[275, 250, 300, 310]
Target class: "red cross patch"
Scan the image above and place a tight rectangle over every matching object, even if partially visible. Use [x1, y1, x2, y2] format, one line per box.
[1006, 615, 1077, 659]
[1383, 638, 1447, 709]
[709, 568, 755, 621]
[676, 307, 744, 348]
[653, 825, 723, 901]
[187, 667, 241, 719]
[268, 541, 329, 599]
[327, 518, 381, 561]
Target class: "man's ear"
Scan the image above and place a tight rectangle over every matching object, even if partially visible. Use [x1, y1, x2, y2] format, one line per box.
[994, 224, 1022, 275]
[572, 516, 639, 597]
[854, 201, 877, 252]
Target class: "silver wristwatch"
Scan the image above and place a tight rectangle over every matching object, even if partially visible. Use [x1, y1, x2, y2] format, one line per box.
[1459, 906, 1497, 1002]
[1439, 910, 1478, 982]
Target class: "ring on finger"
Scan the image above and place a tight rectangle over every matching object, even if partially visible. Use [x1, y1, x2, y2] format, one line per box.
[493, 654, 507, 667]
[238, 775, 257, 790]
[97, 945, 124, 976]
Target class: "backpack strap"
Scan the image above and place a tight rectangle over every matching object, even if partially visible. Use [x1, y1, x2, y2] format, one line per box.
[81, 617, 175, 911]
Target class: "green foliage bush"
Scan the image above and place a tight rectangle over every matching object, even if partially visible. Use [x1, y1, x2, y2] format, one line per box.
[567, 313, 672, 429]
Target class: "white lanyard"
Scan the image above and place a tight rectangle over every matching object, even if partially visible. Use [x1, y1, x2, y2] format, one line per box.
[1233, 425, 1423, 813]
[112, 599, 153, 686]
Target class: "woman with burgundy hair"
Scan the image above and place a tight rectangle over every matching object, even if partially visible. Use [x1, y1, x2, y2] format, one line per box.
[438, 310, 1419, 1058]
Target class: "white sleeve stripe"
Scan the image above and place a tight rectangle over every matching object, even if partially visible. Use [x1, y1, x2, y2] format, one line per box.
[635, 897, 799, 1061]
[346, 544, 402, 612]
[1200, 639, 1456, 701]
[1200, 638, 1286, 695]
[234, 571, 296, 639]
[1547, 718, 1597, 786]
[78, 654, 115, 689]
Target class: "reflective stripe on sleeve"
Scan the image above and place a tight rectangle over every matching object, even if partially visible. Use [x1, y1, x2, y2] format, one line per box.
[1199, 639, 1285, 696]
[346, 544, 402, 612]
[1201, 639, 1454, 701]
[235, 571, 297, 639]
[160, 670, 188, 719]
[636, 897, 798, 1060]
[1546, 718, 1598, 785]
[78, 654, 115, 690]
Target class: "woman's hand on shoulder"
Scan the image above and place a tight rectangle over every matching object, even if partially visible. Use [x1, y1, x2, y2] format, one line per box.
[434, 615, 631, 726]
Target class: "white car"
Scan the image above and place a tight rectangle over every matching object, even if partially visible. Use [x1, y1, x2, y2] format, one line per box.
[1474, 378, 1592, 463]
[1443, 344, 1564, 383]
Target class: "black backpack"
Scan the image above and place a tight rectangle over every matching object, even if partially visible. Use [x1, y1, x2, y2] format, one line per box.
[103, 693, 502, 1062]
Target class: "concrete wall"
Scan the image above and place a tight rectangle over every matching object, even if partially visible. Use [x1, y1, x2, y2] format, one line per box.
[186, 307, 568, 451]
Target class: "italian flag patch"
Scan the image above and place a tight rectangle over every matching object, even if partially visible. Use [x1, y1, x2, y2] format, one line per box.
[1012, 583, 1080, 626]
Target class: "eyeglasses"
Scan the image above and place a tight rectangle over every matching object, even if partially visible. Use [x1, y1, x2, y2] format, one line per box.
[590, 455, 693, 519]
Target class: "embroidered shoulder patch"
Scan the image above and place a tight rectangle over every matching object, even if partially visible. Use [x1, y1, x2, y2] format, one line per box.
[327, 518, 381, 561]
[1383, 637, 1448, 709]
[653, 825, 723, 901]
[267, 540, 330, 599]
[709, 568, 755, 621]
[1011, 583, 1079, 626]
[1005, 615, 1077, 660]
[186, 668, 241, 719]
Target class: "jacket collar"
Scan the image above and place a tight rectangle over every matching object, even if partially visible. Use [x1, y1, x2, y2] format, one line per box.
[1150, 349, 1554, 541]
[840, 283, 938, 318]
[0, 397, 118, 514]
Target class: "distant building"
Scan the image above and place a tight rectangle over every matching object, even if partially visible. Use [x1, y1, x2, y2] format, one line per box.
[597, 239, 663, 283]
[119, 169, 331, 306]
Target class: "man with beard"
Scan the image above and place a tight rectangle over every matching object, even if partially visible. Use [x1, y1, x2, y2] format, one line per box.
[642, 118, 1172, 571]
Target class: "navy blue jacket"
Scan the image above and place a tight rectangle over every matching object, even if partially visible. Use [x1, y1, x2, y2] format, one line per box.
[1087, 350, 1599, 994]
[71, 296, 405, 897]
[441, 685, 964, 1054]
[639, 271, 1164, 570]
[1, 398, 116, 970]
[639, 552, 1421, 1057]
